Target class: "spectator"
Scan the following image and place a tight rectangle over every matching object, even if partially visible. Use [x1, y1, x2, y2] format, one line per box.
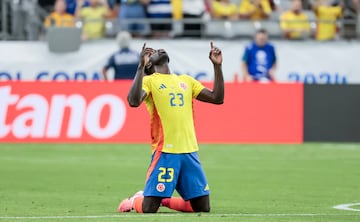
[239, 0, 272, 20]
[241, 29, 277, 82]
[212, 0, 238, 20]
[312, 0, 342, 41]
[10, 0, 41, 40]
[102, 31, 139, 80]
[44, 0, 75, 27]
[118, 0, 149, 37]
[76, 0, 111, 40]
[146, 0, 172, 38]
[181, 0, 211, 37]
[280, 0, 311, 39]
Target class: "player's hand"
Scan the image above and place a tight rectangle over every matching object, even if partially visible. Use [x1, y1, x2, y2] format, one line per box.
[140, 43, 154, 67]
[209, 42, 222, 65]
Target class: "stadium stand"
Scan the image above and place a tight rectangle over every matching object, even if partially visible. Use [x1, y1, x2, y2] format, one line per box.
[0, 0, 359, 41]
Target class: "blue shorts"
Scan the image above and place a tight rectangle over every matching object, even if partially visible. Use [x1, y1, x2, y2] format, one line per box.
[143, 151, 210, 201]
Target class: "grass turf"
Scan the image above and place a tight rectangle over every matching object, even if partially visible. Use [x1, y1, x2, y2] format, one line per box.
[0, 143, 360, 221]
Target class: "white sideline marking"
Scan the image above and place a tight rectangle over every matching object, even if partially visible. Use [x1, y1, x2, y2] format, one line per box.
[333, 203, 360, 212]
[0, 213, 358, 220]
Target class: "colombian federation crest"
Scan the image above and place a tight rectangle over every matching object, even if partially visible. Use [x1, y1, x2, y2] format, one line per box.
[179, 82, 188, 90]
[156, 183, 166, 192]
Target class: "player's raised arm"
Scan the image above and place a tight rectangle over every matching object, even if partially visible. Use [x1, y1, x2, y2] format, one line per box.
[127, 43, 153, 107]
[196, 42, 224, 105]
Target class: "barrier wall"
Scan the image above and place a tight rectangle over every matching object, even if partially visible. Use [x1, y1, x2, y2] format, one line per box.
[0, 40, 358, 83]
[304, 85, 360, 142]
[0, 82, 303, 143]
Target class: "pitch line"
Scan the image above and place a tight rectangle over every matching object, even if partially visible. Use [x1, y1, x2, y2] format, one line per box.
[333, 203, 360, 212]
[0, 213, 359, 220]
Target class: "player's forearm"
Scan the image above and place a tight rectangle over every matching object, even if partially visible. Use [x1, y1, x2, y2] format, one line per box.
[127, 66, 145, 107]
[212, 64, 224, 104]
[269, 64, 277, 81]
[242, 62, 252, 81]
[102, 68, 108, 81]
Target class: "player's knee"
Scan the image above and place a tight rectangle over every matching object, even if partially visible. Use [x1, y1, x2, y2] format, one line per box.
[142, 205, 158, 213]
[193, 205, 210, 213]
[142, 198, 161, 213]
[190, 195, 210, 212]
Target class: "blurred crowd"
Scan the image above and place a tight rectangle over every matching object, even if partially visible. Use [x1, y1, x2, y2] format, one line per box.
[0, 0, 359, 41]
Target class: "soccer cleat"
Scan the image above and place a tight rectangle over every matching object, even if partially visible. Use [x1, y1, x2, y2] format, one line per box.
[117, 190, 143, 212]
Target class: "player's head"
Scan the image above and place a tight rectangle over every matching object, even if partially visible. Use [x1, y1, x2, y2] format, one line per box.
[291, 0, 302, 13]
[54, 0, 66, 14]
[117, 31, 132, 49]
[89, 0, 99, 7]
[149, 49, 170, 66]
[254, 28, 268, 47]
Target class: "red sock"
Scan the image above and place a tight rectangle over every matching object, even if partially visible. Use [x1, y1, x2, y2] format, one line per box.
[161, 197, 194, 212]
[133, 196, 144, 213]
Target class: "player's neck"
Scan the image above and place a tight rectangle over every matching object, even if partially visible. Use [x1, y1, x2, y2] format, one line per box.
[155, 65, 171, 74]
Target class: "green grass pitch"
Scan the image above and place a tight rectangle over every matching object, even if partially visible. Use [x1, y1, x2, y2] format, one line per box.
[1, 143, 360, 222]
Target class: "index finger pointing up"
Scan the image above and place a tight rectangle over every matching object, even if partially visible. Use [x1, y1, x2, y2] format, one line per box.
[210, 41, 214, 49]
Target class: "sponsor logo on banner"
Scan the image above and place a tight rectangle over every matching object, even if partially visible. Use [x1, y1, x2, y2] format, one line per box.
[0, 85, 126, 140]
[0, 71, 102, 81]
[0, 81, 303, 143]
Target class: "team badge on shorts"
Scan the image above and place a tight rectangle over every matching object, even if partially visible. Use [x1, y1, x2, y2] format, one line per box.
[156, 183, 166, 192]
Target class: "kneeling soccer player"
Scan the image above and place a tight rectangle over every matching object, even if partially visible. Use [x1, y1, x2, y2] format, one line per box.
[118, 41, 224, 213]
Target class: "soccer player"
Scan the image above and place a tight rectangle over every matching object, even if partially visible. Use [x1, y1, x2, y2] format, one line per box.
[118, 42, 224, 213]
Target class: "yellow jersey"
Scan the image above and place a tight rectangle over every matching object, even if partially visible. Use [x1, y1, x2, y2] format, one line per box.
[44, 12, 75, 27]
[80, 6, 107, 39]
[315, 5, 342, 41]
[142, 73, 205, 154]
[239, 0, 271, 20]
[212, 1, 238, 18]
[280, 11, 311, 39]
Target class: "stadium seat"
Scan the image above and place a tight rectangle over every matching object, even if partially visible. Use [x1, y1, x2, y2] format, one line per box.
[46, 27, 82, 53]
[232, 21, 257, 38]
[204, 20, 228, 38]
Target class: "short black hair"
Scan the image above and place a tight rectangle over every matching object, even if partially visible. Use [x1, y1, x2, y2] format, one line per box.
[256, 28, 267, 35]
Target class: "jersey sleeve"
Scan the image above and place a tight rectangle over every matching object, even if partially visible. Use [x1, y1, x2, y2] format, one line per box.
[261, 0, 272, 15]
[239, 1, 250, 14]
[335, 6, 342, 17]
[189, 76, 205, 98]
[280, 12, 289, 30]
[104, 55, 114, 69]
[242, 46, 250, 62]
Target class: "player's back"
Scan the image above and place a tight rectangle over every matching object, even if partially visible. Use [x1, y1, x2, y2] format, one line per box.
[142, 73, 205, 154]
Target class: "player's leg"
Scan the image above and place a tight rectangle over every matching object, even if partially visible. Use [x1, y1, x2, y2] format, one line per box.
[141, 196, 162, 213]
[141, 151, 181, 213]
[189, 195, 210, 212]
[176, 152, 211, 212]
[161, 197, 194, 212]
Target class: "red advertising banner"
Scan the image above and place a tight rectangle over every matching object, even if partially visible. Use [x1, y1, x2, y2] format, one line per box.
[0, 82, 303, 143]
